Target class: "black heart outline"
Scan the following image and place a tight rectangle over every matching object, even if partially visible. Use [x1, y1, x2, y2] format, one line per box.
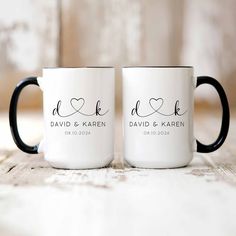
[70, 98, 85, 112]
[149, 98, 164, 112]
[149, 97, 174, 116]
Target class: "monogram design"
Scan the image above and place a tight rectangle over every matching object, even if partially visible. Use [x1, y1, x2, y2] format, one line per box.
[52, 98, 109, 117]
[131, 98, 187, 117]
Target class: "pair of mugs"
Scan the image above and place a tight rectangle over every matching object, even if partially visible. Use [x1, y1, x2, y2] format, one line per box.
[9, 66, 230, 169]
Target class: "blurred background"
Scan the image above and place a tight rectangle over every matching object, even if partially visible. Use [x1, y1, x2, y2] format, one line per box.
[0, 0, 236, 112]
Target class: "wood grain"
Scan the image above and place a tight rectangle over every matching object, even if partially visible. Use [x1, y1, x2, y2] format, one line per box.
[61, 0, 184, 111]
[0, 0, 59, 110]
[1, 0, 236, 112]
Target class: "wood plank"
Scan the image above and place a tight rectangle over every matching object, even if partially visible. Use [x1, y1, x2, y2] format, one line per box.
[61, 0, 183, 111]
[181, 0, 236, 106]
[0, 0, 59, 110]
[0, 153, 236, 236]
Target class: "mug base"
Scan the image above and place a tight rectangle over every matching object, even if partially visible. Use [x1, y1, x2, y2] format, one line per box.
[125, 159, 190, 169]
[47, 155, 113, 170]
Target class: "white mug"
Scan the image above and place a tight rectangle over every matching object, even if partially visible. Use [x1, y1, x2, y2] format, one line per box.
[10, 67, 115, 169]
[122, 66, 230, 168]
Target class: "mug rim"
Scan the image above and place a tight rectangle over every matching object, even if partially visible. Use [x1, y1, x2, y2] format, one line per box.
[123, 66, 193, 68]
[43, 66, 114, 69]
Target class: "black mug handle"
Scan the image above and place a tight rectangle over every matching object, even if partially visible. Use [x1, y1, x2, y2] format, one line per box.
[196, 76, 230, 153]
[9, 77, 40, 154]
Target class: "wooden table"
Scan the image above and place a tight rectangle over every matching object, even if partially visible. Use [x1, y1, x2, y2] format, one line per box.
[0, 111, 236, 236]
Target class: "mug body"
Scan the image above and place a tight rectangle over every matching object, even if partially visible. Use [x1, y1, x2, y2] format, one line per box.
[123, 66, 195, 168]
[39, 67, 114, 169]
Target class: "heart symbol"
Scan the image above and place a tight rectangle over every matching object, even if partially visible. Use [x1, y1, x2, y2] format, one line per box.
[70, 98, 85, 112]
[149, 98, 164, 112]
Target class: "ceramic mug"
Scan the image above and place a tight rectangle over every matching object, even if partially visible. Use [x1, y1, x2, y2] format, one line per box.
[123, 66, 230, 168]
[9, 67, 115, 169]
